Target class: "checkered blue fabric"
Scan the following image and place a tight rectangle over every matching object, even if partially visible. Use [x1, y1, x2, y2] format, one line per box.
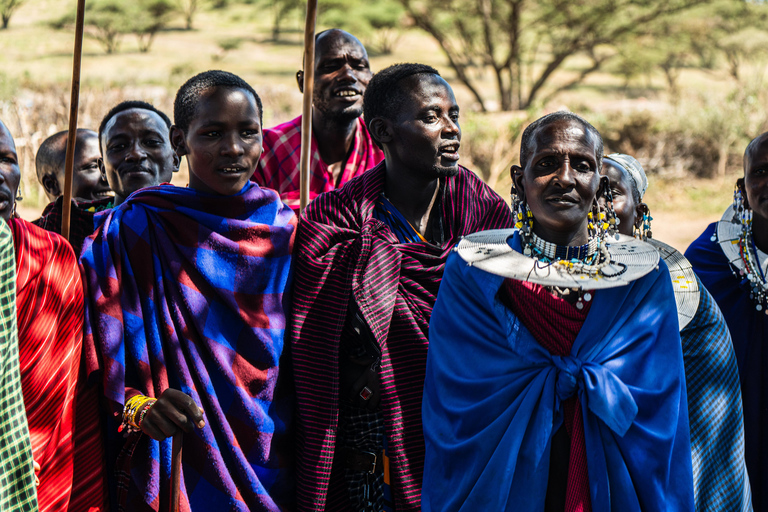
[682, 275, 752, 512]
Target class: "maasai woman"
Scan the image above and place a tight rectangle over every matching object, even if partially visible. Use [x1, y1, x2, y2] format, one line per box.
[422, 112, 694, 511]
[602, 153, 751, 512]
[686, 131, 768, 511]
[1, 119, 82, 512]
[81, 71, 295, 511]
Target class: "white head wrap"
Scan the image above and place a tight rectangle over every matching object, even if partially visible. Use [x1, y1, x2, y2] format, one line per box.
[604, 153, 648, 200]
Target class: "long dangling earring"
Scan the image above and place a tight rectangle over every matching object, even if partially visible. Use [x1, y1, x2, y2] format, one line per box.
[638, 204, 652, 241]
[734, 181, 752, 235]
[598, 184, 620, 240]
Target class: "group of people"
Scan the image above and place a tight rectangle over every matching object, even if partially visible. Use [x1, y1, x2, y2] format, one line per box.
[0, 26, 765, 512]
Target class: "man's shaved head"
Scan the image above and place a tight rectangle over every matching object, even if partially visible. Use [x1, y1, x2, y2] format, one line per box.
[314, 29, 367, 66]
[744, 132, 768, 171]
[35, 128, 110, 202]
[36, 129, 96, 182]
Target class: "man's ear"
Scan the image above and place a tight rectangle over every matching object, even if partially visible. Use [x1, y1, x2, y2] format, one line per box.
[368, 117, 393, 147]
[511, 164, 524, 200]
[172, 152, 180, 173]
[296, 70, 304, 93]
[41, 173, 62, 199]
[169, 126, 188, 158]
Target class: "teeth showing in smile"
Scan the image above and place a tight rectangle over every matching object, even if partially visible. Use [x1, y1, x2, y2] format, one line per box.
[221, 167, 244, 174]
[335, 90, 359, 97]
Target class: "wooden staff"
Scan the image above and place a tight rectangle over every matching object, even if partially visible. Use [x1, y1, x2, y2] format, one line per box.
[169, 432, 183, 512]
[61, 0, 87, 241]
[299, 0, 319, 213]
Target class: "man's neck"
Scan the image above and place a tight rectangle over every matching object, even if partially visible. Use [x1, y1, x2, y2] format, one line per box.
[312, 110, 357, 184]
[383, 161, 440, 235]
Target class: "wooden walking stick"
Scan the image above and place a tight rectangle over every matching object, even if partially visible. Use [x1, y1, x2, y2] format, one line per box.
[298, 0, 319, 214]
[61, 0, 87, 241]
[169, 432, 183, 512]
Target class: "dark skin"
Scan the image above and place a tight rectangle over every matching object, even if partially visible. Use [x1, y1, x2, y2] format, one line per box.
[348, 74, 460, 409]
[144, 87, 263, 440]
[742, 132, 768, 253]
[170, 87, 262, 196]
[296, 29, 372, 185]
[600, 159, 647, 237]
[100, 108, 178, 206]
[368, 74, 461, 236]
[40, 131, 112, 203]
[0, 122, 21, 222]
[512, 119, 602, 247]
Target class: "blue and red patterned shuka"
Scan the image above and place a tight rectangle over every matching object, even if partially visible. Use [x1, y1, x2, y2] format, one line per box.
[80, 182, 296, 512]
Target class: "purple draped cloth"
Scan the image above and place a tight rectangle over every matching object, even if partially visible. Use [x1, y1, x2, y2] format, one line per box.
[80, 182, 296, 512]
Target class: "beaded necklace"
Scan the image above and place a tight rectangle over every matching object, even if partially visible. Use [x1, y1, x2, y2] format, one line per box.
[736, 207, 768, 312]
[520, 230, 611, 309]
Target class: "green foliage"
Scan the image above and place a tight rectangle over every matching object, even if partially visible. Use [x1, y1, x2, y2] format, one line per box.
[52, 0, 130, 54]
[593, 81, 768, 178]
[320, 0, 405, 54]
[176, 0, 199, 30]
[213, 37, 244, 60]
[611, 0, 768, 95]
[0, 0, 25, 29]
[52, 0, 175, 54]
[134, 0, 176, 52]
[399, 0, 724, 111]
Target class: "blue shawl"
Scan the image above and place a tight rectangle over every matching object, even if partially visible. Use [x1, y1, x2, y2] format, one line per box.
[686, 222, 767, 510]
[422, 232, 694, 511]
[81, 182, 296, 511]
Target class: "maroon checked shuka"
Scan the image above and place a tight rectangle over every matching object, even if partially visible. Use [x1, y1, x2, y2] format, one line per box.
[290, 163, 514, 511]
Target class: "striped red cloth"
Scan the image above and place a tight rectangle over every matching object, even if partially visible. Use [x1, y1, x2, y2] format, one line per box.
[10, 218, 84, 512]
[253, 115, 384, 211]
[291, 162, 514, 511]
[499, 278, 592, 512]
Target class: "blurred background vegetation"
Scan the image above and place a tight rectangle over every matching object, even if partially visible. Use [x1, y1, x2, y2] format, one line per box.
[1, 0, 767, 248]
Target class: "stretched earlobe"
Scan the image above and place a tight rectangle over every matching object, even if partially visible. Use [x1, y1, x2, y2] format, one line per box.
[296, 70, 304, 93]
[510, 165, 524, 199]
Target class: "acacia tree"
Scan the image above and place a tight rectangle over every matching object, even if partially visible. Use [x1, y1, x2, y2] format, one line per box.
[1, 0, 26, 29]
[177, 0, 198, 30]
[400, 0, 716, 111]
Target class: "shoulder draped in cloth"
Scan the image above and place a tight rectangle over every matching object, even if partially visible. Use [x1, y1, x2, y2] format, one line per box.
[686, 222, 767, 510]
[680, 274, 752, 512]
[33, 196, 113, 257]
[421, 232, 695, 512]
[9, 218, 83, 512]
[253, 115, 384, 211]
[290, 163, 514, 511]
[80, 182, 296, 512]
[0, 219, 38, 512]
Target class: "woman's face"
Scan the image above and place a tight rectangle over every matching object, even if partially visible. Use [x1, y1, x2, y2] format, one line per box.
[513, 118, 601, 246]
[600, 159, 639, 237]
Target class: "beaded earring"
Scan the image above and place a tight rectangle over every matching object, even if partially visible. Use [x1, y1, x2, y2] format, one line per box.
[596, 183, 620, 240]
[731, 182, 768, 312]
[511, 192, 533, 234]
[634, 204, 652, 241]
